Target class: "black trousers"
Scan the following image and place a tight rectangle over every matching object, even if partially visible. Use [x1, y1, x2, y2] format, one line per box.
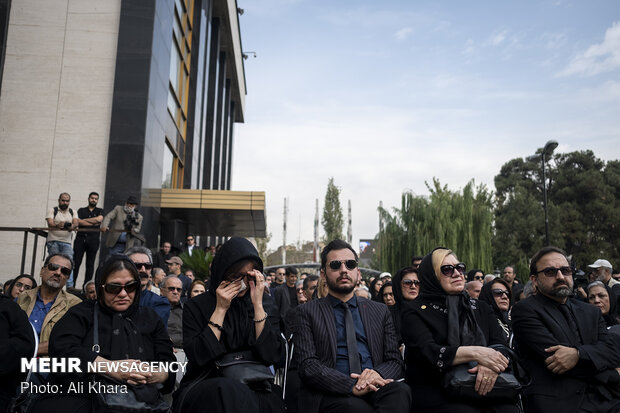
[319, 381, 411, 413]
[73, 235, 100, 287]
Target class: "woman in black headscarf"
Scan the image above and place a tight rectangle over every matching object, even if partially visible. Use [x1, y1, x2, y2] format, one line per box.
[478, 278, 512, 341]
[5, 274, 37, 299]
[369, 277, 384, 302]
[173, 237, 283, 413]
[36, 255, 175, 412]
[390, 266, 421, 346]
[401, 247, 518, 413]
[587, 281, 619, 327]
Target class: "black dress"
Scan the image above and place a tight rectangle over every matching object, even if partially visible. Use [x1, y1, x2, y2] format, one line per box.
[401, 248, 518, 413]
[173, 237, 284, 413]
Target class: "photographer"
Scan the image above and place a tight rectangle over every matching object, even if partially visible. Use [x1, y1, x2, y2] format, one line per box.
[45, 192, 79, 287]
[101, 196, 144, 255]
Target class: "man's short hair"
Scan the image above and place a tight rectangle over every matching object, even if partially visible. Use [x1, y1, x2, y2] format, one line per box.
[44, 253, 74, 271]
[529, 246, 568, 276]
[320, 239, 359, 269]
[162, 275, 182, 287]
[83, 280, 95, 292]
[125, 246, 153, 263]
[58, 192, 70, 200]
[285, 266, 299, 276]
[88, 192, 99, 198]
[303, 274, 320, 290]
[411, 255, 423, 264]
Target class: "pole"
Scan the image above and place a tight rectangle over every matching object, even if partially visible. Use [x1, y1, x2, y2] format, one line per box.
[282, 197, 287, 264]
[542, 154, 550, 246]
[314, 199, 319, 263]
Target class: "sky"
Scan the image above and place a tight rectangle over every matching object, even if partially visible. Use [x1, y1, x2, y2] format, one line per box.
[231, 0, 620, 256]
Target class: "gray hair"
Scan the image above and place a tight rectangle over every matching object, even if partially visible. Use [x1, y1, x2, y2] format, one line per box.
[522, 280, 535, 298]
[587, 280, 606, 291]
[162, 275, 182, 287]
[125, 246, 153, 263]
[483, 274, 496, 284]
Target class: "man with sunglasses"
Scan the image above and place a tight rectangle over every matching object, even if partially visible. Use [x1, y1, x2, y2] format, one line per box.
[294, 239, 411, 413]
[17, 253, 81, 356]
[126, 246, 170, 327]
[512, 246, 620, 413]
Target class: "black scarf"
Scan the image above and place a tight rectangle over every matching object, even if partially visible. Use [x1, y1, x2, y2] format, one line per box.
[418, 247, 486, 347]
[478, 279, 511, 327]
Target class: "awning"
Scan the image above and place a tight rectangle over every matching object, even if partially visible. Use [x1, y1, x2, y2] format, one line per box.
[142, 188, 266, 237]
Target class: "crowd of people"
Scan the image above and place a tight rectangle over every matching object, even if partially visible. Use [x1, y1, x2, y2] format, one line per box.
[1, 198, 620, 413]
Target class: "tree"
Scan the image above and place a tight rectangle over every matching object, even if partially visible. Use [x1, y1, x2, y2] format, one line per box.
[322, 177, 344, 241]
[254, 233, 272, 265]
[377, 179, 494, 275]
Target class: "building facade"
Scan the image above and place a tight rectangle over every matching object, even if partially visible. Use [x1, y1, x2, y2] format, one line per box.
[0, 0, 265, 283]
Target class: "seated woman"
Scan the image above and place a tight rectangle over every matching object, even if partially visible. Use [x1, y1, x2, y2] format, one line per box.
[5, 274, 37, 299]
[378, 281, 396, 307]
[390, 267, 421, 345]
[38, 255, 175, 412]
[478, 278, 512, 341]
[190, 279, 206, 298]
[173, 237, 284, 413]
[587, 281, 619, 327]
[401, 247, 518, 413]
[369, 277, 384, 302]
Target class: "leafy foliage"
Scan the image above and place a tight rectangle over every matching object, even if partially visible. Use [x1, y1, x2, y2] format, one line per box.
[179, 248, 213, 281]
[377, 179, 494, 275]
[322, 177, 344, 242]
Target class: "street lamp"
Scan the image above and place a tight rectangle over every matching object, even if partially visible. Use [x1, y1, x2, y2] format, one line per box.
[527, 140, 558, 246]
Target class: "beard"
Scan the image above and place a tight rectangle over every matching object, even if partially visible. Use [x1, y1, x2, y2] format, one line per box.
[44, 277, 62, 289]
[58, 204, 69, 210]
[325, 275, 356, 295]
[89, 201, 97, 208]
[545, 280, 573, 299]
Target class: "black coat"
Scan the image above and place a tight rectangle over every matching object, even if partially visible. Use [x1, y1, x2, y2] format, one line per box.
[511, 294, 620, 413]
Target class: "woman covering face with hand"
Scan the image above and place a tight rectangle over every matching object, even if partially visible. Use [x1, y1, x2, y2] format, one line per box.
[173, 237, 283, 413]
[401, 248, 518, 413]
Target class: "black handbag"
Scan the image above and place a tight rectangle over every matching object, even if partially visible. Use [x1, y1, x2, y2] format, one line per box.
[91, 303, 170, 413]
[215, 350, 274, 386]
[442, 344, 528, 401]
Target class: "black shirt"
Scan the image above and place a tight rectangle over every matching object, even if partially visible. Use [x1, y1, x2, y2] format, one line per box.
[76, 206, 103, 239]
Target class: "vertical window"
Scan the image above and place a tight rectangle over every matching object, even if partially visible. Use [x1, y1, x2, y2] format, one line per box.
[166, 0, 194, 188]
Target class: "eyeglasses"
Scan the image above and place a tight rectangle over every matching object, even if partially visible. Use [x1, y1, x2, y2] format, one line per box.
[474, 275, 484, 281]
[492, 289, 510, 298]
[186, 238, 194, 242]
[46, 262, 71, 277]
[440, 263, 466, 277]
[133, 262, 152, 270]
[401, 279, 420, 288]
[166, 286, 183, 293]
[536, 266, 573, 278]
[103, 281, 139, 295]
[328, 260, 358, 270]
[15, 281, 33, 290]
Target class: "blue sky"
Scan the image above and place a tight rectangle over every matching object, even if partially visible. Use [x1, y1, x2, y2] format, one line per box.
[232, 0, 620, 254]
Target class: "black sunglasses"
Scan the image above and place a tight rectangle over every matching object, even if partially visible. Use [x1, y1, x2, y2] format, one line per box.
[328, 260, 358, 270]
[536, 266, 573, 278]
[492, 289, 510, 298]
[166, 286, 183, 293]
[46, 262, 72, 276]
[401, 279, 420, 288]
[474, 275, 484, 281]
[103, 281, 139, 295]
[133, 262, 152, 270]
[440, 263, 466, 277]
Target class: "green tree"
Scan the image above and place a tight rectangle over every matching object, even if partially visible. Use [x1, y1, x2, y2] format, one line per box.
[377, 179, 494, 275]
[322, 177, 344, 241]
[254, 233, 272, 265]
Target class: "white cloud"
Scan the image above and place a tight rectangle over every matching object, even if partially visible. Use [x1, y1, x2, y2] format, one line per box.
[559, 21, 620, 77]
[395, 27, 413, 41]
[489, 30, 508, 46]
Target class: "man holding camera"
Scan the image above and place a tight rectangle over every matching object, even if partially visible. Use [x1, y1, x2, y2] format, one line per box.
[45, 192, 79, 287]
[101, 195, 144, 255]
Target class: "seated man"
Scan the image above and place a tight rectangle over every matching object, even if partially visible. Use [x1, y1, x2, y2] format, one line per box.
[294, 239, 411, 413]
[512, 246, 620, 413]
[161, 276, 185, 385]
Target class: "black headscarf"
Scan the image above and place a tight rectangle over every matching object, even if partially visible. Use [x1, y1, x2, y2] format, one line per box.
[418, 247, 486, 347]
[369, 277, 383, 302]
[378, 282, 394, 306]
[205, 237, 264, 349]
[587, 282, 619, 327]
[6, 274, 37, 299]
[94, 255, 143, 360]
[393, 266, 417, 307]
[478, 277, 511, 326]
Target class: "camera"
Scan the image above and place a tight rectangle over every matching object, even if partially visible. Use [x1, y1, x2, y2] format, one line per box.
[63, 222, 72, 230]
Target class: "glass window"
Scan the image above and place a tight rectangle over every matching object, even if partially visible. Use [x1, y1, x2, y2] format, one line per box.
[162, 143, 174, 189]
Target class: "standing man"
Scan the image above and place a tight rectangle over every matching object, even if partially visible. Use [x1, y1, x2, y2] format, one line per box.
[101, 196, 143, 255]
[153, 241, 173, 272]
[182, 234, 197, 256]
[294, 239, 411, 413]
[587, 259, 619, 289]
[274, 266, 299, 333]
[126, 246, 170, 326]
[303, 275, 320, 302]
[45, 192, 79, 287]
[73, 192, 103, 287]
[502, 265, 523, 301]
[17, 254, 81, 356]
[512, 246, 620, 413]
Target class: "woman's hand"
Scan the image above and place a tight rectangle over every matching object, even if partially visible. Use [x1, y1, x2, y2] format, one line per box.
[215, 279, 242, 311]
[248, 269, 265, 307]
[95, 357, 148, 384]
[474, 347, 509, 373]
[469, 364, 499, 396]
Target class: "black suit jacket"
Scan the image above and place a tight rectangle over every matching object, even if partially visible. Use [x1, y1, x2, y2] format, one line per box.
[294, 296, 404, 413]
[274, 283, 294, 332]
[512, 294, 620, 413]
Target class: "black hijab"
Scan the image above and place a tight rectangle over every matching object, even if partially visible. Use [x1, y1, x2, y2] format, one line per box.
[418, 247, 486, 347]
[369, 277, 383, 302]
[478, 278, 511, 326]
[587, 282, 619, 327]
[206, 237, 264, 350]
[94, 255, 143, 359]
